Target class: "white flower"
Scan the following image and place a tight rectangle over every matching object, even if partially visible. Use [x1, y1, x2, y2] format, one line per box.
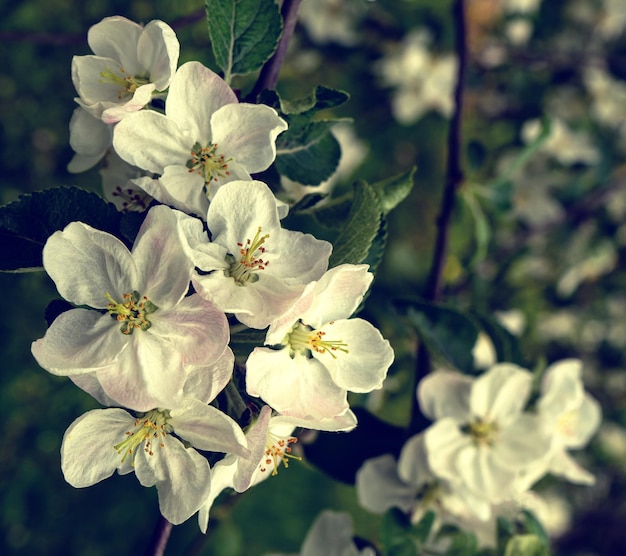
[61, 397, 249, 525]
[67, 106, 112, 173]
[419, 364, 552, 502]
[198, 405, 356, 532]
[521, 359, 601, 487]
[298, 0, 368, 46]
[178, 179, 332, 329]
[72, 16, 179, 123]
[265, 510, 375, 556]
[112, 61, 288, 217]
[246, 264, 394, 420]
[31, 205, 230, 411]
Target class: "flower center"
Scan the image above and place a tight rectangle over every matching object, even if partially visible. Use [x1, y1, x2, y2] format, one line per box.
[111, 185, 152, 212]
[225, 227, 270, 285]
[99, 66, 151, 99]
[114, 409, 172, 465]
[105, 290, 158, 335]
[467, 417, 499, 446]
[186, 142, 233, 195]
[284, 320, 349, 359]
[259, 432, 300, 476]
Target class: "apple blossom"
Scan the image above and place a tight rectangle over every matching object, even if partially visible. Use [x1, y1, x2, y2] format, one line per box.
[67, 106, 112, 173]
[419, 364, 552, 502]
[112, 61, 288, 216]
[61, 397, 249, 525]
[31, 205, 229, 411]
[246, 264, 394, 420]
[72, 16, 179, 123]
[178, 179, 332, 329]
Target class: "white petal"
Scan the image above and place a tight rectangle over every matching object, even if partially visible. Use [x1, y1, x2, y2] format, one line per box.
[170, 399, 249, 458]
[101, 83, 157, 124]
[246, 348, 349, 420]
[113, 110, 190, 174]
[232, 406, 273, 492]
[198, 455, 237, 533]
[31, 309, 124, 375]
[61, 408, 132, 487]
[356, 454, 417, 514]
[549, 449, 596, 485]
[210, 103, 287, 172]
[493, 414, 553, 468]
[456, 444, 517, 501]
[72, 55, 130, 109]
[87, 16, 142, 71]
[43, 221, 138, 308]
[423, 419, 470, 484]
[538, 359, 585, 419]
[471, 363, 532, 424]
[68, 106, 112, 159]
[137, 19, 179, 90]
[183, 347, 234, 404]
[417, 370, 473, 422]
[166, 61, 237, 141]
[398, 433, 434, 487]
[315, 319, 393, 393]
[300, 511, 362, 556]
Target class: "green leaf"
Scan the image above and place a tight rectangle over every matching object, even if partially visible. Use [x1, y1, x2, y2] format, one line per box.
[470, 311, 527, 367]
[435, 525, 478, 556]
[0, 187, 125, 273]
[503, 535, 549, 556]
[259, 85, 349, 115]
[412, 510, 436, 544]
[275, 119, 342, 184]
[381, 509, 418, 556]
[394, 298, 481, 373]
[461, 187, 491, 267]
[205, 0, 282, 82]
[520, 510, 550, 548]
[329, 180, 382, 267]
[370, 167, 417, 215]
[313, 195, 352, 229]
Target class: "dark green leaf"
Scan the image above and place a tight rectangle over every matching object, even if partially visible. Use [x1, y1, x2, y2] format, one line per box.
[258, 85, 349, 115]
[0, 187, 124, 273]
[412, 510, 436, 544]
[313, 195, 352, 229]
[370, 167, 416, 215]
[205, 0, 282, 81]
[470, 311, 527, 367]
[394, 298, 480, 373]
[503, 535, 549, 556]
[329, 181, 382, 267]
[520, 510, 550, 548]
[290, 193, 328, 213]
[381, 509, 417, 556]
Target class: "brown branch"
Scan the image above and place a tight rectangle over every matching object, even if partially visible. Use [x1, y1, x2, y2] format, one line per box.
[408, 0, 468, 436]
[144, 515, 173, 556]
[245, 0, 303, 101]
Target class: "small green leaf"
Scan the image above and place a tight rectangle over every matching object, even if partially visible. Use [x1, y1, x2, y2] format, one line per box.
[290, 192, 328, 213]
[206, 0, 282, 82]
[520, 510, 550, 548]
[259, 85, 349, 115]
[329, 180, 382, 267]
[275, 119, 342, 184]
[503, 535, 549, 556]
[371, 167, 417, 215]
[411, 510, 436, 544]
[0, 187, 125, 273]
[394, 298, 480, 373]
[381, 509, 418, 556]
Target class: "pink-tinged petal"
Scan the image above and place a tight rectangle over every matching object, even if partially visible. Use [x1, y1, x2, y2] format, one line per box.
[166, 61, 237, 141]
[471, 363, 532, 424]
[43, 221, 138, 308]
[418, 370, 472, 422]
[95, 332, 185, 411]
[538, 359, 585, 419]
[246, 348, 349, 420]
[87, 16, 143, 72]
[31, 309, 125, 375]
[61, 408, 132, 487]
[492, 414, 552, 469]
[153, 295, 229, 366]
[137, 20, 179, 90]
[356, 454, 417, 515]
[112, 110, 191, 174]
[275, 409, 358, 432]
[210, 103, 287, 172]
[70, 373, 119, 407]
[398, 433, 434, 487]
[169, 399, 249, 458]
[316, 319, 393, 393]
[423, 418, 470, 484]
[232, 406, 273, 492]
[298, 265, 372, 328]
[134, 435, 212, 525]
[456, 444, 517, 501]
[183, 347, 234, 404]
[101, 83, 157, 124]
[132, 205, 193, 308]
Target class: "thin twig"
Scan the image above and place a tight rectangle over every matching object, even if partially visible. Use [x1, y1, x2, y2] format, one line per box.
[408, 0, 468, 435]
[144, 515, 174, 556]
[245, 0, 303, 101]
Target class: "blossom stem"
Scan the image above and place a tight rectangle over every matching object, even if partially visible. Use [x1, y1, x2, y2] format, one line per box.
[409, 0, 468, 436]
[246, 0, 304, 101]
[144, 514, 173, 556]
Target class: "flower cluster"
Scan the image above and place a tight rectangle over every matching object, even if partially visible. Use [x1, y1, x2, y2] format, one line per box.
[356, 360, 601, 549]
[33, 16, 394, 527]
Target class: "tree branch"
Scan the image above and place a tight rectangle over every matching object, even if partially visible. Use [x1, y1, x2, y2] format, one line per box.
[245, 0, 303, 101]
[144, 515, 173, 556]
[408, 0, 468, 435]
